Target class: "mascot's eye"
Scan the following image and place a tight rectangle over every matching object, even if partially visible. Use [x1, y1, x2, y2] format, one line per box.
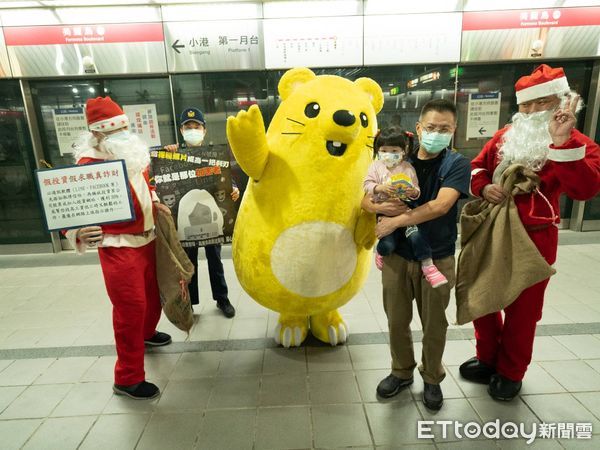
[304, 102, 320, 118]
[360, 113, 368, 128]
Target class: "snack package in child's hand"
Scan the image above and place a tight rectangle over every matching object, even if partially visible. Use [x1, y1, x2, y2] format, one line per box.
[389, 173, 413, 199]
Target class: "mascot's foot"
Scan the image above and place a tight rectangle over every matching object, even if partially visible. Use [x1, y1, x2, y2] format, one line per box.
[310, 310, 349, 346]
[274, 315, 309, 348]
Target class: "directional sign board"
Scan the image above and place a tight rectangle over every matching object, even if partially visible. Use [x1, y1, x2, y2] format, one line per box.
[461, 7, 600, 61]
[466, 92, 501, 140]
[163, 20, 264, 72]
[4, 23, 166, 77]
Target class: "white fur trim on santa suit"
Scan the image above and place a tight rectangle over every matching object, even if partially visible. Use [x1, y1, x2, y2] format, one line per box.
[101, 230, 155, 249]
[64, 229, 88, 255]
[88, 114, 129, 132]
[75, 148, 107, 163]
[516, 77, 570, 104]
[470, 168, 487, 196]
[547, 145, 586, 163]
[101, 171, 155, 248]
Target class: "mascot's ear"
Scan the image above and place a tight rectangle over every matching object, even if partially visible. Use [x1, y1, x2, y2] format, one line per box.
[278, 67, 316, 101]
[354, 77, 384, 114]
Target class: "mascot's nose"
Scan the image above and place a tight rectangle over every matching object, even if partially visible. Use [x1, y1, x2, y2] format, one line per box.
[333, 110, 356, 127]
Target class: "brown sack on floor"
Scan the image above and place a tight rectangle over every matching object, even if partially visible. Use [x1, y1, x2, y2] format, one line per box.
[455, 164, 556, 325]
[155, 208, 195, 332]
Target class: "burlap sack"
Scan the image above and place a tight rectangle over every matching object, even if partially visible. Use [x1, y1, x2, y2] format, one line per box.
[155, 209, 195, 332]
[455, 164, 556, 325]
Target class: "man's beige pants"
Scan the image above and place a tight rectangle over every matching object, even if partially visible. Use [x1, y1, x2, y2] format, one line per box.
[382, 254, 456, 385]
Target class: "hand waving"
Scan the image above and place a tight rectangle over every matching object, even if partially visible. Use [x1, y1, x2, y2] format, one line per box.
[549, 95, 579, 147]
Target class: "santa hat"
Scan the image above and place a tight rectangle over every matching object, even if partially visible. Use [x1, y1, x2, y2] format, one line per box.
[85, 96, 129, 132]
[515, 64, 570, 104]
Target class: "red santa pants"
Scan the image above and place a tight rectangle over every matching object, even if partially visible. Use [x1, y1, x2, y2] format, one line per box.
[473, 226, 558, 382]
[98, 240, 162, 386]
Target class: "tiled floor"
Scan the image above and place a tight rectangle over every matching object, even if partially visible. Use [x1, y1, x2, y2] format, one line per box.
[1, 231, 600, 449]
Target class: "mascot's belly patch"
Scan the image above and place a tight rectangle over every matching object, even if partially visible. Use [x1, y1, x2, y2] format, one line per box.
[270, 221, 357, 298]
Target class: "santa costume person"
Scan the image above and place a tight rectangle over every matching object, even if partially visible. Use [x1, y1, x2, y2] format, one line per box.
[65, 96, 172, 400]
[460, 64, 600, 401]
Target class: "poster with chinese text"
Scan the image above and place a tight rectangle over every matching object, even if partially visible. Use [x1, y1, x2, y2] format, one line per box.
[35, 160, 134, 231]
[466, 92, 501, 140]
[150, 144, 237, 248]
[123, 104, 161, 147]
[52, 107, 88, 155]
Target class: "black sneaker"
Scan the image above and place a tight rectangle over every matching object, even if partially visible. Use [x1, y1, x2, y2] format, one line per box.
[113, 381, 160, 400]
[144, 331, 172, 347]
[459, 357, 495, 384]
[376, 374, 413, 398]
[423, 382, 443, 410]
[217, 299, 236, 318]
[488, 373, 522, 401]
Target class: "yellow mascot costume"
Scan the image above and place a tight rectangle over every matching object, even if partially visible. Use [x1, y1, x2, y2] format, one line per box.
[226, 67, 383, 347]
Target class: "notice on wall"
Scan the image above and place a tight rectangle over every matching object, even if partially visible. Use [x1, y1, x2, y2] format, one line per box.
[150, 144, 237, 247]
[35, 160, 134, 231]
[263, 16, 363, 69]
[466, 92, 501, 140]
[52, 107, 88, 155]
[123, 104, 161, 147]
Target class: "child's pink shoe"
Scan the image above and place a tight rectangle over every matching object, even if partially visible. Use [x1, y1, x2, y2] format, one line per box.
[375, 252, 384, 271]
[422, 265, 448, 288]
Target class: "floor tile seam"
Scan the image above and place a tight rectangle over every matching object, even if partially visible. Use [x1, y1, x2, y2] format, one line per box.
[536, 359, 600, 391]
[133, 412, 156, 450]
[3, 324, 600, 361]
[15, 416, 46, 450]
[359, 401, 379, 448]
[0, 381, 73, 420]
[519, 391, 600, 436]
[569, 392, 600, 424]
[133, 410, 160, 450]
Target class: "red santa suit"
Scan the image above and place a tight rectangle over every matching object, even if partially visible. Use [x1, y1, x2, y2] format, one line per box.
[65, 97, 162, 386]
[470, 115, 600, 382]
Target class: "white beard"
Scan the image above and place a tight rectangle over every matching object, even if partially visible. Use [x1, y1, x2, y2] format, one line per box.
[494, 110, 553, 183]
[73, 132, 150, 177]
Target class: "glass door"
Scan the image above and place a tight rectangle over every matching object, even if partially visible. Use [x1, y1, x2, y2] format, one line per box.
[0, 80, 50, 246]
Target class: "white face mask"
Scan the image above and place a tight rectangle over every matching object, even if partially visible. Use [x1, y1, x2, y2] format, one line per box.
[182, 128, 205, 146]
[105, 130, 131, 143]
[378, 151, 403, 168]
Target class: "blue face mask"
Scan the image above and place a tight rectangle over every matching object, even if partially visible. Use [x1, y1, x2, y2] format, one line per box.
[420, 130, 452, 154]
[105, 130, 131, 143]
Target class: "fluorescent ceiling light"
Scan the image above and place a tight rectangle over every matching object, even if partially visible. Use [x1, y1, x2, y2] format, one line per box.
[463, 0, 558, 11]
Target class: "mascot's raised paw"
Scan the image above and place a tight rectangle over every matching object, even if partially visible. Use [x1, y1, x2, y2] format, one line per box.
[274, 315, 309, 348]
[226, 105, 269, 180]
[310, 310, 349, 346]
[226, 105, 265, 146]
